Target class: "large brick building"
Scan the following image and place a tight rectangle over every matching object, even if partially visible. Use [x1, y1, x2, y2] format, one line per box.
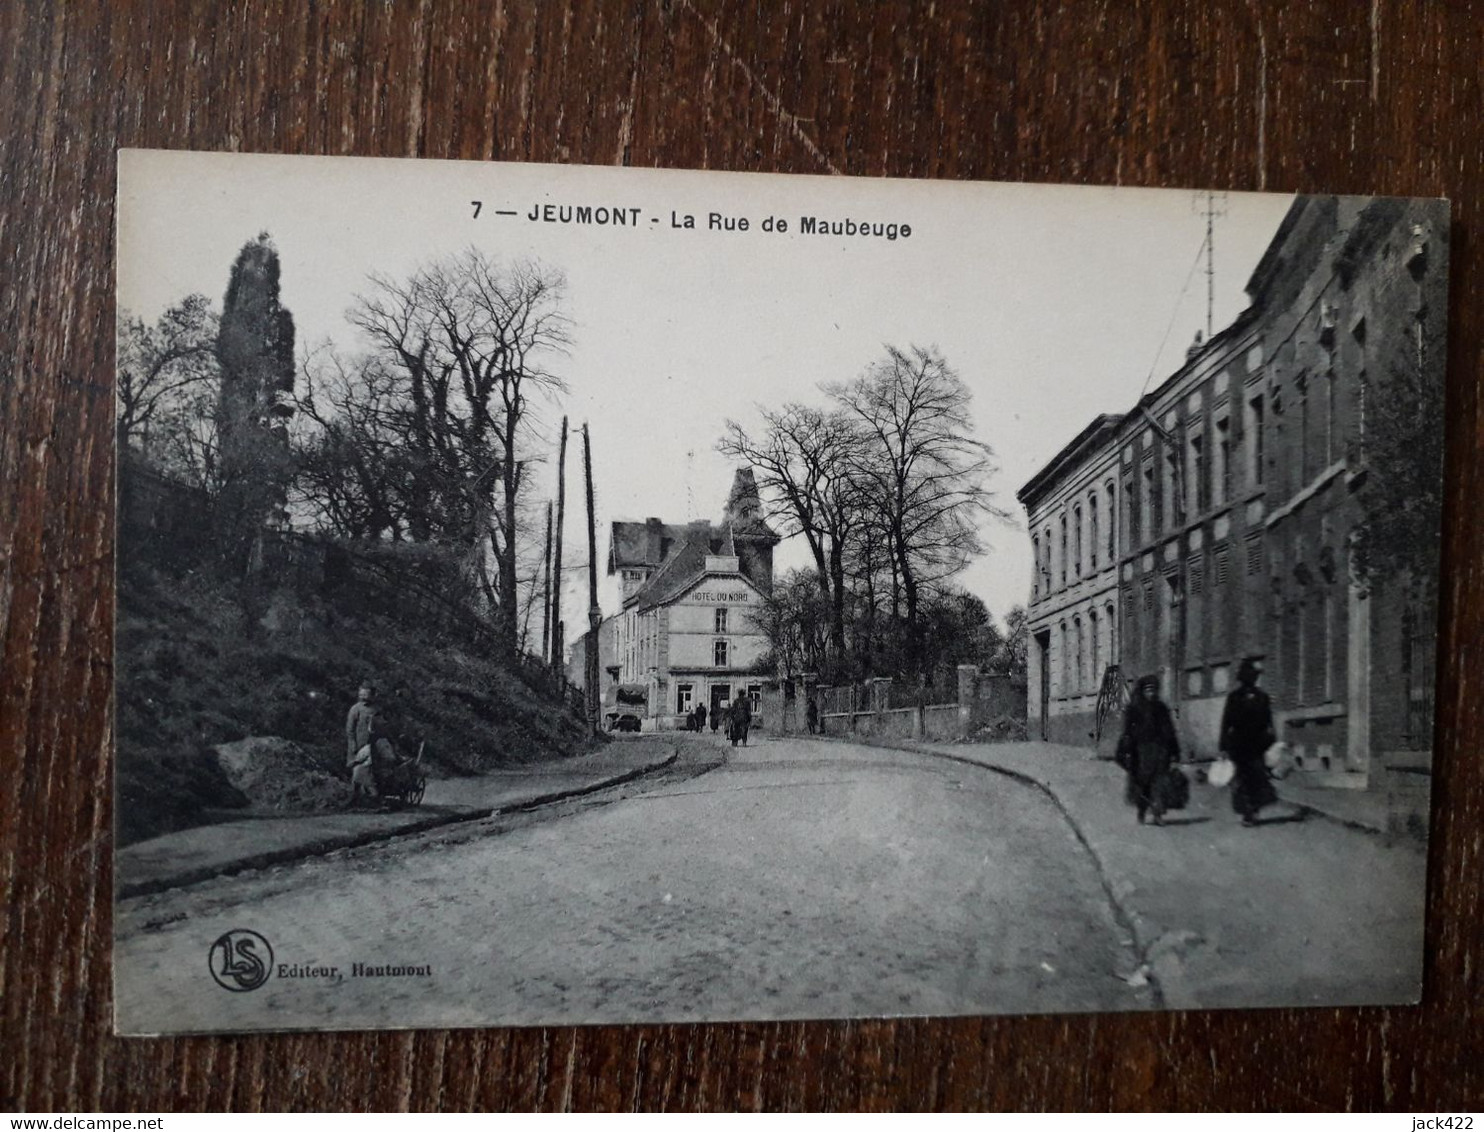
[1020, 195, 1446, 793]
[1018, 415, 1123, 744]
[580, 468, 780, 729]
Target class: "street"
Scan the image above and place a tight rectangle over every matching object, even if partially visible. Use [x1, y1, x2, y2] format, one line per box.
[113, 734, 1423, 1033]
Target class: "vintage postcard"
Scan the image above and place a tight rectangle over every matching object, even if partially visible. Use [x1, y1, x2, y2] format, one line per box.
[114, 150, 1447, 1033]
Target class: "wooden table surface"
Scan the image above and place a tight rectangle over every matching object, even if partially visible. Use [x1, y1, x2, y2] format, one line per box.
[3, 0, 1482, 1112]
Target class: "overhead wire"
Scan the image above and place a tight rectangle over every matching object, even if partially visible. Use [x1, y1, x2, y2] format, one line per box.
[1138, 230, 1212, 402]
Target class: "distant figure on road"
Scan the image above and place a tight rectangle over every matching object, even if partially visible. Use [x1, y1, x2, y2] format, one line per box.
[345, 680, 381, 807]
[710, 702, 721, 732]
[728, 694, 752, 747]
[1220, 657, 1279, 827]
[1116, 674, 1180, 826]
[695, 702, 707, 734]
[806, 696, 819, 735]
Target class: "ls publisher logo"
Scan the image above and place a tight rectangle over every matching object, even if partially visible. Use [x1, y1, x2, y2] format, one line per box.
[208, 929, 274, 992]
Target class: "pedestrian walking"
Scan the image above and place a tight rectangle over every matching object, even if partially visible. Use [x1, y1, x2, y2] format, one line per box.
[806, 696, 819, 735]
[1220, 657, 1279, 827]
[1115, 674, 1181, 826]
[695, 702, 707, 734]
[710, 701, 721, 732]
[729, 692, 752, 747]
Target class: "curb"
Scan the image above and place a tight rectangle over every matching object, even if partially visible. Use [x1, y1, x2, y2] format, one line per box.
[117, 750, 680, 900]
[840, 735, 1189, 1010]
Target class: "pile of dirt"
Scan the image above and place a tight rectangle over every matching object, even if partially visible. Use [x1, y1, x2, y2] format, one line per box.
[212, 736, 351, 813]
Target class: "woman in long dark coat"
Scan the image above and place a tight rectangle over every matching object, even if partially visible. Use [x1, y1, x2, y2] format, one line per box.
[1220, 657, 1278, 826]
[1117, 674, 1180, 825]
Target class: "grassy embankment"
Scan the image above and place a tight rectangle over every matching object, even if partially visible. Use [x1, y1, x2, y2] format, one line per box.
[117, 558, 595, 845]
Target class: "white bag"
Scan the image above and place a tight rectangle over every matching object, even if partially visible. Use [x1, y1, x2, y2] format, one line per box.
[1208, 757, 1235, 787]
[1264, 740, 1295, 779]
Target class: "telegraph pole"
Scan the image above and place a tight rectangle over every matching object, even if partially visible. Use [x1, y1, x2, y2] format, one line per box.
[550, 416, 568, 676]
[583, 423, 601, 737]
[1205, 190, 1216, 340]
[540, 501, 553, 665]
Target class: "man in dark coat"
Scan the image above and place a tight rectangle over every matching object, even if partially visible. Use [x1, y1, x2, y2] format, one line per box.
[1220, 656, 1279, 826]
[1116, 674, 1180, 826]
[695, 702, 707, 734]
[728, 693, 752, 747]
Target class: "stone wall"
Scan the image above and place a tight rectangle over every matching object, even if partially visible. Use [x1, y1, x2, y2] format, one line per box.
[817, 666, 1028, 743]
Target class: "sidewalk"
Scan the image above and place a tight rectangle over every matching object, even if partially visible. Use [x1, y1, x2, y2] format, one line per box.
[116, 737, 679, 898]
[909, 738, 1428, 1011]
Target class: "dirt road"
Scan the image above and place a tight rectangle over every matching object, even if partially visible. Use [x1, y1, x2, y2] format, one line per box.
[115, 734, 1148, 1033]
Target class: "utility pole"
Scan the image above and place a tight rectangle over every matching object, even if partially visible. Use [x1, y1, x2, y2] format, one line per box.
[583, 423, 601, 737]
[540, 501, 553, 665]
[550, 416, 568, 677]
[1205, 190, 1216, 340]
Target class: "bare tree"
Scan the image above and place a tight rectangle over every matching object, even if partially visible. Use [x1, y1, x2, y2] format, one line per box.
[116, 294, 221, 486]
[348, 250, 571, 649]
[292, 346, 413, 540]
[751, 569, 831, 680]
[719, 403, 864, 666]
[830, 345, 1007, 678]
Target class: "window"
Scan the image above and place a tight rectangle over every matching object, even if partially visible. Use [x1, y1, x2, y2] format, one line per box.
[1188, 431, 1205, 517]
[1106, 482, 1116, 561]
[1163, 448, 1181, 530]
[1297, 373, 1310, 486]
[714, 607, 728, 633]
[1032, 536, 1041, 599]
[1214, 415, 1231, 505]
[1089, 608, 1100, 686]
[1106, 601, 1117, 666]
[1074, 505, 1083, 578]
[676, 683, 694, 713]
[1043, 528, 1053, 591]
[1074, 618, 1084, 693]
[1324, 371, 1336, 466]
[1185, 554, 1204, 660]
[1323, 590, 1335, 702]
[1089, 495, 1099, 571]
[1245, 533, 1264, 576]
[714, 640, 729, 667]
[747, 683, 762, 710]
[1060, 514, 1069, 588]
[1140, 463, 1155, 543]
[1059, 622, 1069, 696]
[1247, 393, 1265, 486]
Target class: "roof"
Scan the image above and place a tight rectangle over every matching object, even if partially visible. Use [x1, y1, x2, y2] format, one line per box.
[1017, 414, 1123, 508]
[607, 519, 706, 573]
[633, 538, 710, 610]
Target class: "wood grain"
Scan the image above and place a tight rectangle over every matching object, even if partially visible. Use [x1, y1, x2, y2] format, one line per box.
[3, 0, 1482, 1111]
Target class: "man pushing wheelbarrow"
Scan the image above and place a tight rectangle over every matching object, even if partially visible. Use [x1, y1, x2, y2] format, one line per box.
[345, 680, 427, 809]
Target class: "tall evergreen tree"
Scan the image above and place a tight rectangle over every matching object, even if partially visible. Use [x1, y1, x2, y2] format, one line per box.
[215, 233, 296, 572]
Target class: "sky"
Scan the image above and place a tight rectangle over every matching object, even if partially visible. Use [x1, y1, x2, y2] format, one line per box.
[118, 151, 1294, 645]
